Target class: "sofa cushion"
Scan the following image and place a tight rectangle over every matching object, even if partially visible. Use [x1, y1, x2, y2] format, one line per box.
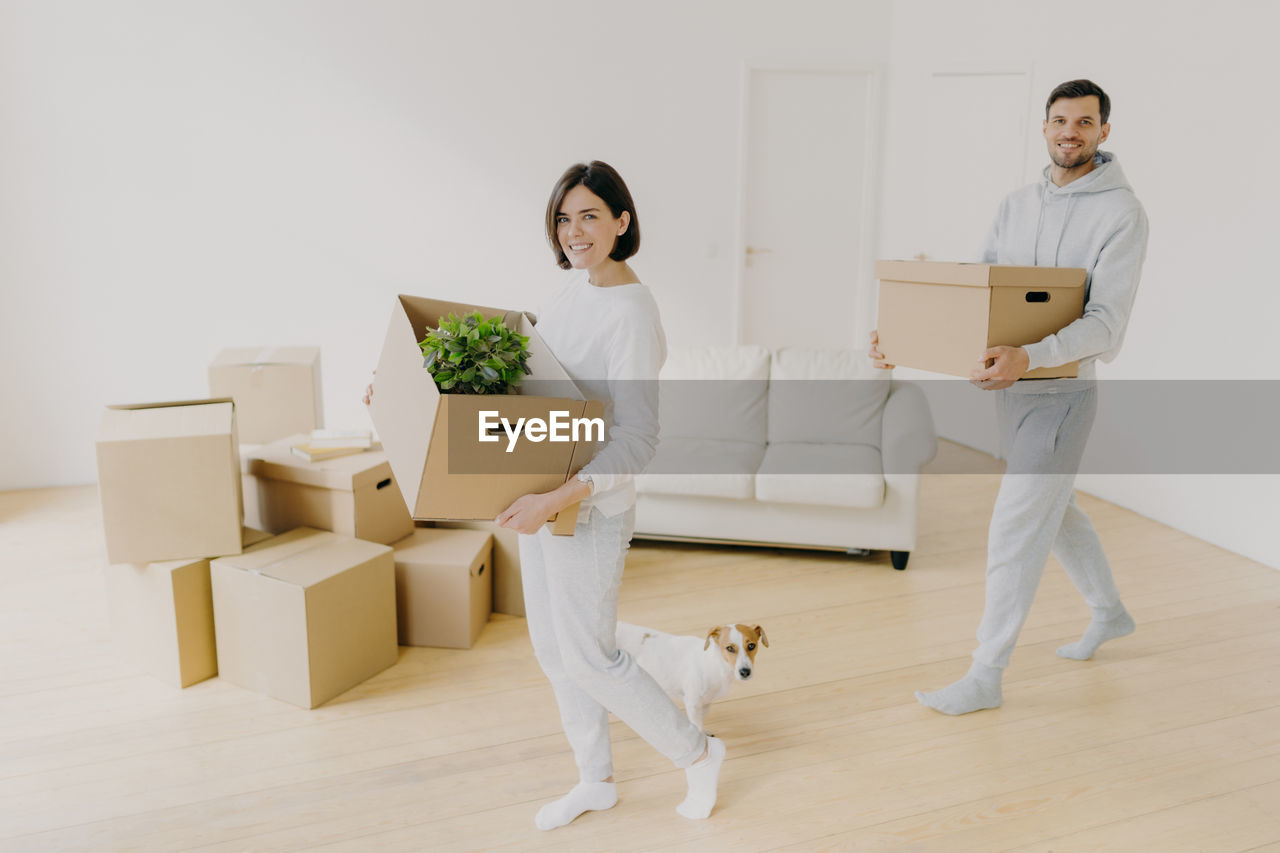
[754, 443, 885, 508]
[638, 437, 765, 500]
[659, 345, 770, 444]
[767, 348, 890, 445]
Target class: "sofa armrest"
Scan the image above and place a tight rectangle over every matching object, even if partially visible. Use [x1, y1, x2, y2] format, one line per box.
[881, 380, 937, 475]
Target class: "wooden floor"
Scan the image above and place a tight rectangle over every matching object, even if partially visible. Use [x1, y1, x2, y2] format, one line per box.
[3, 443, 1280, 852]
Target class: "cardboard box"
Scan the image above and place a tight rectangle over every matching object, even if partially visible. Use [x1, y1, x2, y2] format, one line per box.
[96, 398, 244, 565]
[103, 527, 271, 688]
[239, 444, 263, 531]
[368, 295, 605, 535]
[431, 519, 523, 616]
[243, 436, 413, 545]
[209, 347, 323, 444]
[393, 528, 493, 648]
[211, 527, 397, 709]
[875, 261, 1086, 379]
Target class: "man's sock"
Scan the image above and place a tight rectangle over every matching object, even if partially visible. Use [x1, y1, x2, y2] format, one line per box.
[676, 735, 726, 819]
[915, 661, 1003, 715]
[1057, 609, 1135, 660]
[534, 781, 617, 831]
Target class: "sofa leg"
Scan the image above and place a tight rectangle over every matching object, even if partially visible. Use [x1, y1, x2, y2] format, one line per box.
[890, 550, 909, 571]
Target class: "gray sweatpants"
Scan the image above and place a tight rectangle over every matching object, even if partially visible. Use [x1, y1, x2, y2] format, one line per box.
[974, 385, 1127, 670]
[519, 505, 706, 783]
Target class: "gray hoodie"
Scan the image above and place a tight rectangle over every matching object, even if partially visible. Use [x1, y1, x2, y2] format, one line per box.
[981, 150, 1149, 383]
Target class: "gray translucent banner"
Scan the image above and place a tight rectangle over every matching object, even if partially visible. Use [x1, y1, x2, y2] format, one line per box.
[445, 379, 1280, 475]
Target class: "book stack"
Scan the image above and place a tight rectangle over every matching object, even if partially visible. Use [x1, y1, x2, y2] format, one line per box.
[291, 429, 373, 462]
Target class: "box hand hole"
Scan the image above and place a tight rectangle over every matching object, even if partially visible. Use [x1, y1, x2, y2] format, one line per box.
[377, 478, 391, 490]
[1025, 291, 1050, 303]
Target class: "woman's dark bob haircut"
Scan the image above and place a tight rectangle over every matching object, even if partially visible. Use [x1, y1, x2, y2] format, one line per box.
[545, 161, 640, 269]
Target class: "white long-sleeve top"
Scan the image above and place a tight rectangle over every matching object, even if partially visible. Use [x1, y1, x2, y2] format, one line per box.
[532, 271, 667, 517]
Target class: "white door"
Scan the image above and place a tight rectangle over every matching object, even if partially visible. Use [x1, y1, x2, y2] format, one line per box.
[738, 68, 877, 351]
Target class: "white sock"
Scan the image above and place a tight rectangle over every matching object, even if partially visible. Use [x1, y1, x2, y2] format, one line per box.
[1058, 609, 1135, 660]
[534, 781, 617, 831]
[676, 735, 726, 819]
[915, 661, 1003, 715]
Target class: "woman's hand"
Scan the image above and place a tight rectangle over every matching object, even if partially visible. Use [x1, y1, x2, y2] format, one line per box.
[869, 330, 895, 370]
[495, 492, 562, 535]
[495, 476, 593, 535]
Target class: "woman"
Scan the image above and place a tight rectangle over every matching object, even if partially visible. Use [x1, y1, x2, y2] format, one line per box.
[496, 161, 725, 830]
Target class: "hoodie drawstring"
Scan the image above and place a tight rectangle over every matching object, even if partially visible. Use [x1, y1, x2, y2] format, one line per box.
[1055, 193, 1078, 267]
[1033, 191, 1047, 266]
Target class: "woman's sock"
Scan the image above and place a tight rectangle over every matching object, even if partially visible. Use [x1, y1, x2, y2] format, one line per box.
[915, 661, 1003, 715]
[534, 780, 617, 830]
[677, 735, 726, 819]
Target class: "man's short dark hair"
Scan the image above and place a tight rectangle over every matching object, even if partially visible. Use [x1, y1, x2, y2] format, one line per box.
[1046, 79, 1111, 124]
[545, 161, 640, 270]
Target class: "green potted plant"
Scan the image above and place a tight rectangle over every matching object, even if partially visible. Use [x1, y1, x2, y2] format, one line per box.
[419, 311, 532, 394]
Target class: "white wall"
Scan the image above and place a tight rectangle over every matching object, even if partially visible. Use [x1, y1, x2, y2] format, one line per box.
[0, 0, 892, 491]
[879, 0, 1280, 569]
[5, 0, 1276, 572]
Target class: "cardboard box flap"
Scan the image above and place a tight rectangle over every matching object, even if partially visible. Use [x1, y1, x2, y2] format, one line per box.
[986, 265, 1086, 288]
[394, 528, 491, 571]
[370, 296, 443, 516]
[875, 260, 1086, 289]
[245, 435, 394, 491]
[210, 347, 320, 368]
[218, 527, 387, 588]
[108, 397, 235, 411]
[521, 314, 585, 398]
[99, 400, 235, 442]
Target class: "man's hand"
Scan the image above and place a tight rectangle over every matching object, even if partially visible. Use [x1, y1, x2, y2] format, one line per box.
[868, 330, 895, 370]
[970, 346, 1029, 390]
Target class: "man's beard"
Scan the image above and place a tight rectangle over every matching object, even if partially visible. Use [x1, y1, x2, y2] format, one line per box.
[1051, 143, 1095, 170]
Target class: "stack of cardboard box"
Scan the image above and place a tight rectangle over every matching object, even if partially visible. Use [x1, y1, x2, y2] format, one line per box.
[96, 342, 508, 709]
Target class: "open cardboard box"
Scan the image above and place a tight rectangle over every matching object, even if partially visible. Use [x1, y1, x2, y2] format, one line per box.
[875, 260, 1086, 379]
[369, 295, 604, 536]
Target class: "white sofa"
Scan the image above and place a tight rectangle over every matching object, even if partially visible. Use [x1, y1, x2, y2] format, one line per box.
[634, 346, 937, 569]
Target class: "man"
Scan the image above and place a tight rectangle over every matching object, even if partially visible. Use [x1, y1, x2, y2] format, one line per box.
[871, 79, 1149, 714]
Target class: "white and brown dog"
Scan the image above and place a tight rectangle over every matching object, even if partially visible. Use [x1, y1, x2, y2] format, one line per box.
[616, 621, 769, 730]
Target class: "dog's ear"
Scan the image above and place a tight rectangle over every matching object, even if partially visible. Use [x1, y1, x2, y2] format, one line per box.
[703, 626, 721, 651]
[753, 625, 769, 648]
